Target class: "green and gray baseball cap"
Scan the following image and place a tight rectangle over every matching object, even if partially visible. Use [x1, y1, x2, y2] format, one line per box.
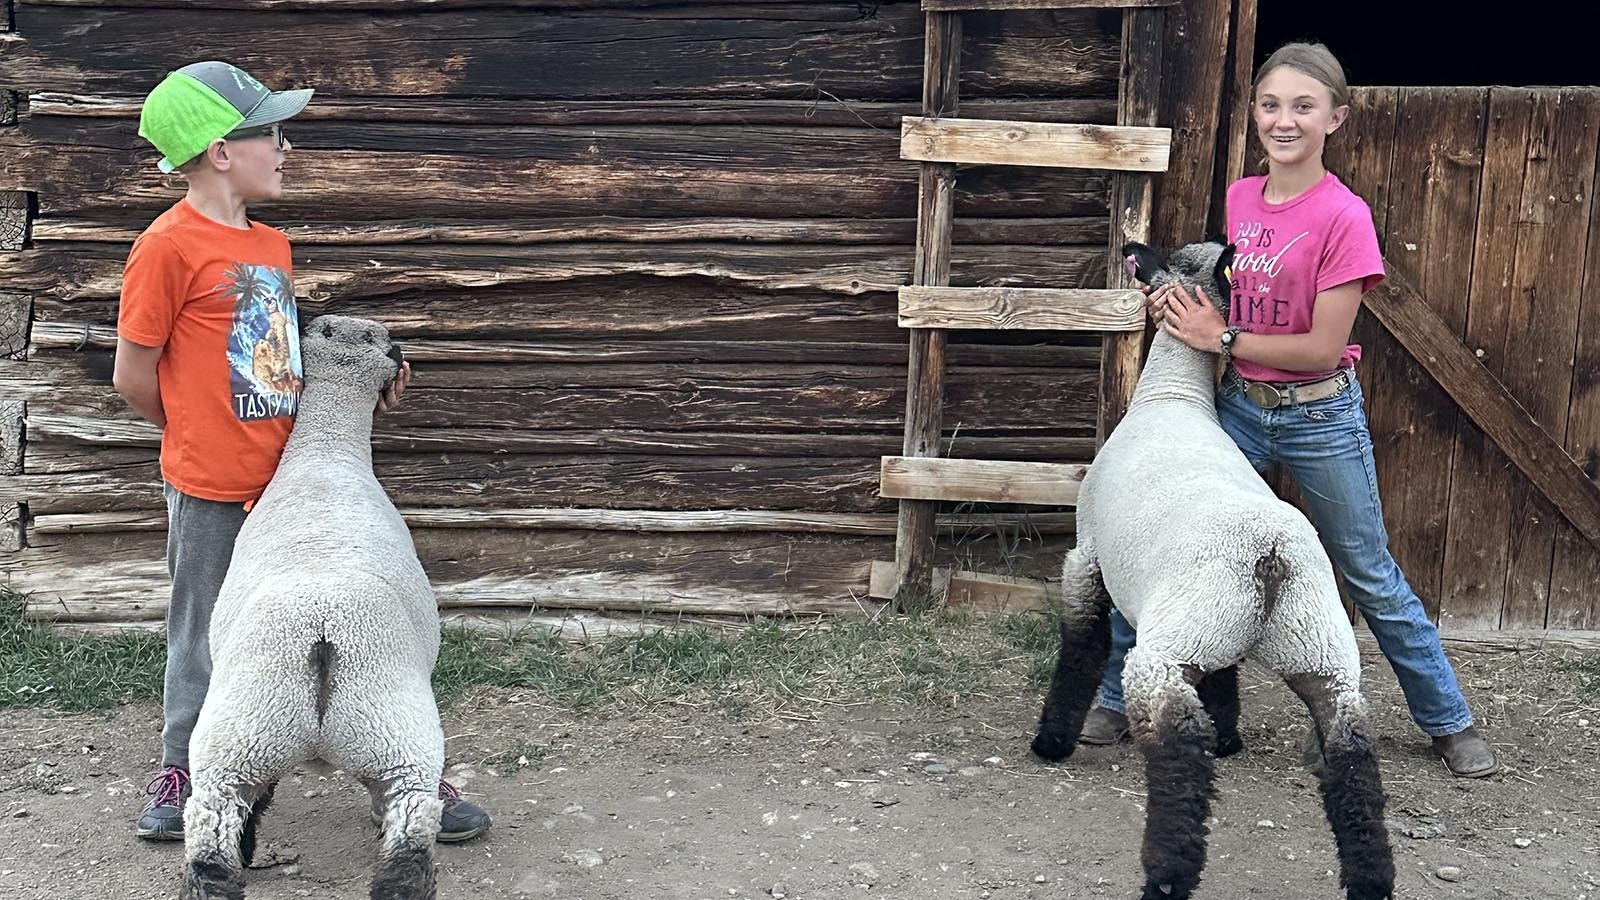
[138, 61, 313, 173]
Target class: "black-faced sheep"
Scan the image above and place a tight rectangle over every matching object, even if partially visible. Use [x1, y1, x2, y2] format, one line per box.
[181, 315, 443, 900]
[1030, 241, 1395, 900]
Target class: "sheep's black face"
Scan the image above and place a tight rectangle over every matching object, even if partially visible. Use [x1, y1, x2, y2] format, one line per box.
[1122, 240, 1237, 319]
[299, 314, 404, 395]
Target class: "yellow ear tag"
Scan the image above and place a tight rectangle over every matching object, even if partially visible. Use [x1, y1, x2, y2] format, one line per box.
[1222, 265, 1234, 283]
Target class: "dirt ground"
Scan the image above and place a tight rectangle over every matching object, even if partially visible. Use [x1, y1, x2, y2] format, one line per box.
[0, 644, 1595, 900]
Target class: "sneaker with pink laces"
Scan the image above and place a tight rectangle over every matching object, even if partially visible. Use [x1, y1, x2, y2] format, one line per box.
[437, 779, 490, 843]
[135, 765, 191, 840]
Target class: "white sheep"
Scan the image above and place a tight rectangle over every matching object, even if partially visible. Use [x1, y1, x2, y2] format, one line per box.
[1029, 241, 1394, 900]
[181, 315, 443, 900]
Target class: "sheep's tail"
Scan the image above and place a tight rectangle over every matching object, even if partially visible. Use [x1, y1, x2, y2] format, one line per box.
[1253, 541, 1289, 621]
[310, 637, 337, 726]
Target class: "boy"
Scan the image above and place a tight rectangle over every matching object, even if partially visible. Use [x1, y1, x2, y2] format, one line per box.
[115, 60, 490, 842]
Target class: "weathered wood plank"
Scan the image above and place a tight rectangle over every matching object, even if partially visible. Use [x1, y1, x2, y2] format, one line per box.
[1363, 268, 1600, 558]
[1548, 102, 1600, 631]
[1499, 91, 1600, 627]
[0, 291, 29, 359]
[1440, 89, 1537, 630]
[896, 10, 961, 612]
[0, 6, 1120, 100]
[900, 117, 1169, 171]
[867, 559, 1052, 611]
[25, 93, 1121, 129]
[1098, 8, 1162, 447]
[28, 507, 1076, 536]
[1363, 87, 1486, 624]
[0, 242, 1106, 303]
[29, 215, 1110, 248]
[881, 456, 1086, 506]
[1150, 0, 1230, 246]
[898, 286, 1143, 331]
[1210, 0, 1257, 235]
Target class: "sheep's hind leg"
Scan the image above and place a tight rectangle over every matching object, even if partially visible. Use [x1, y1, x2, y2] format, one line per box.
[369, 771, 444, 900]
[1030, 547, 1112, 761]
[1126, 653, 1216, 900]
[1285, 673, 1395, 900]
[181, 779, 269, 900]
[238, 781, 276, 868]
[1197, 665, 1243, 757]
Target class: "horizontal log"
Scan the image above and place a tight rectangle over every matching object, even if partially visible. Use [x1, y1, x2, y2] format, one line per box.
[880, 456, 1087, 505]
[27, 507, 1076, 536]
[28, 94, 1120, 129]
[0, 6, 1119, 101]
[50, 608, 808, 640]
[20, 409, 1096, 462]
[29, 215, 1109, 248]
[24, 325, 1101, 369]
[6, 527, 889, 616]
[0, 242, 1105, 303]
[898, 286, 1144, 331]
[901, 117, 1170, 171]
[3, 357, 1099, 434]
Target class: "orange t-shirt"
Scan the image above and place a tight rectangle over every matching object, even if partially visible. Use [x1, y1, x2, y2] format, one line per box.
[118, 199, 303, 502]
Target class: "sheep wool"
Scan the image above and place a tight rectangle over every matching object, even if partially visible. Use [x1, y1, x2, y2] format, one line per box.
[1030, 242, 1395, 900]
[181, 315, 443, 900]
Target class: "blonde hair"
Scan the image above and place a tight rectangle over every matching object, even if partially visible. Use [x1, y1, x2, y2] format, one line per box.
[1253, 42, 1350, 108]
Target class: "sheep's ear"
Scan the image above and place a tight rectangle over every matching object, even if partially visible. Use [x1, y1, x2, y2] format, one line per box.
[1120, 242, 1166, 284]
[1212, 243, 1238, 294]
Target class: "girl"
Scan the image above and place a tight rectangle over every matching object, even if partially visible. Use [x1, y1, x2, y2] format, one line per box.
[1080, 42, 1497, 778]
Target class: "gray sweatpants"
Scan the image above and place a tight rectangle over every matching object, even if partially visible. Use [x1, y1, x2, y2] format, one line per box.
[161, 482, 250, 770]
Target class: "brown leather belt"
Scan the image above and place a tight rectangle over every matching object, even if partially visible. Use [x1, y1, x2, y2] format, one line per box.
[1229, 368, 1352, 410]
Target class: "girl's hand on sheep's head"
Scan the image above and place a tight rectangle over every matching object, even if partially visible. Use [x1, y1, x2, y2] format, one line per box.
[1145, 283, 1179, 326]
[376, 361, 412, 414]
[1159, 283, 1228, 353]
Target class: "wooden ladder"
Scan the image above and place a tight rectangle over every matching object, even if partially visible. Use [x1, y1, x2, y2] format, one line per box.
[878, 0, 1175, 609]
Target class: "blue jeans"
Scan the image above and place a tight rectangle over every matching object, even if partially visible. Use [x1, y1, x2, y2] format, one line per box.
[1094, 372, 1474, 737]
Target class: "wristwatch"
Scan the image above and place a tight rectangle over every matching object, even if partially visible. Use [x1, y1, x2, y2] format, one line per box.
[1219, 327, 1243, 362]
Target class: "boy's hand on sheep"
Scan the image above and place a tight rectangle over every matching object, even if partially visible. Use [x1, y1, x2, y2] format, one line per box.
[1158, 283, 1227, 352]
[376, 361, 412, 414]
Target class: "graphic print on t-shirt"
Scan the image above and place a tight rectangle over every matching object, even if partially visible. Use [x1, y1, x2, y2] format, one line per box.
[222, 262, 302, 421]
[1230, 220, 1310, 328]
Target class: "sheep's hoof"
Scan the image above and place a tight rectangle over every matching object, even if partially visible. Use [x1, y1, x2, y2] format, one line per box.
[1140, 882, 1190, 900]
[1214, 733, 1244, 758]
[1030, 731, 1076, 762]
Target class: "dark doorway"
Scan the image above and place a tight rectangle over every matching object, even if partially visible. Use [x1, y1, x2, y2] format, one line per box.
[1254, 3, 1594, 88]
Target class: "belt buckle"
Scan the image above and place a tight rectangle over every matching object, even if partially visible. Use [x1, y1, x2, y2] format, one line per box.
[1244, 381, 1283, 409]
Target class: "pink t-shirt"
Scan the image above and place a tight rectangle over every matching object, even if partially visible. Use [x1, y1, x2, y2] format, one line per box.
[1225, 172, 1385, 383]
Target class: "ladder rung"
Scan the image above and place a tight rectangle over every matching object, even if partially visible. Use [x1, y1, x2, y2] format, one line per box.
[902, 117, 1169, 172]
[923, 0, 1178, 8]
[899, 286, 1144, 331]
[881, 456, 1087, 506]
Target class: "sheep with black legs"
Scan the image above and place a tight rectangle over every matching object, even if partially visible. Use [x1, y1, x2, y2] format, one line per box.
[1029, 241, 1395, 900]
[181, 315, 442, 900]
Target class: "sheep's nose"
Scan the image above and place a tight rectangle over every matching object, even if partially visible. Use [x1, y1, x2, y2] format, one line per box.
[386, 343, 404, 367]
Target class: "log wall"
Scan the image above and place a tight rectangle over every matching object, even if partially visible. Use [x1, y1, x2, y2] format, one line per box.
[0, 2, 1116, 626]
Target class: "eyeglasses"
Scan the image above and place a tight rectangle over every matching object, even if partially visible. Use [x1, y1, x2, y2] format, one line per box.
[222, 122, 286, 150]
